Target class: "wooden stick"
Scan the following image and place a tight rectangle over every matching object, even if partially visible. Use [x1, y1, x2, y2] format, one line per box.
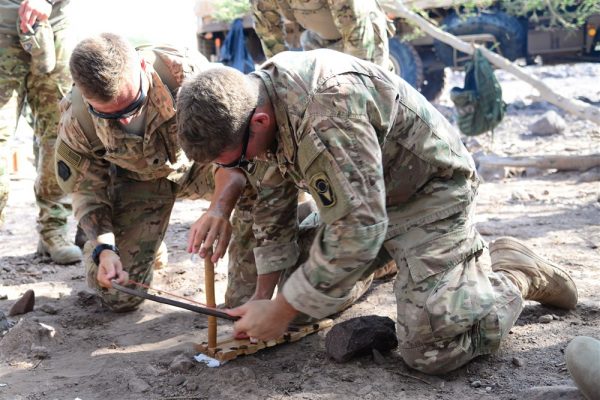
[204, 251, 217, 349]
[476, 154, 600, 171]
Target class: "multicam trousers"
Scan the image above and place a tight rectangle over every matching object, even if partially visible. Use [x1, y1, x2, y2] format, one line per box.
[384, 172, 523, 374]
[0, 25, 73, 235]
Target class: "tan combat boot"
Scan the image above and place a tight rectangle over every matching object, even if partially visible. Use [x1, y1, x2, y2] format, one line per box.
[38, 233, 83, 265]
[489, 237, 577, 309]
[566, 336, 600, 400]
[154, 241, 168, 270]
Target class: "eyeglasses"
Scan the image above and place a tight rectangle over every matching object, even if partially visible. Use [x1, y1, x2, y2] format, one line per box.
[215, 108, 255, 170]
[87, 73, 146, 120]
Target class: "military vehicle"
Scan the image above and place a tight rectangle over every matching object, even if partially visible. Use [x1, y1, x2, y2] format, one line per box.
[195, 0, 600, 101]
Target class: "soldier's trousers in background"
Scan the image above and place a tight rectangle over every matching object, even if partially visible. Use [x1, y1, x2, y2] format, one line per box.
[0, 25, 73, 234]
[384, 172, 523, 374]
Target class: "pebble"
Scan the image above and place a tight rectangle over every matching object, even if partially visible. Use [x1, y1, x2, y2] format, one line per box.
[169, 353, 194, 373]
[471, 380, 482, 388]
[485, 386, 492, 393]
[512, 357, 524, 367]
[9, 289, 35, 316]
[0, 294, 7, 300]
[39, 304, 58, 315]
[538, 314, 553, 324]
[30, 345, 49, 359]
[170, 375, 186, 386]
[128, 377, 150, 393]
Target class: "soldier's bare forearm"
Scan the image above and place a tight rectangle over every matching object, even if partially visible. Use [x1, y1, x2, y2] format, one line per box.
[78, 209, 115, 246]
[210, 168, 247, 218]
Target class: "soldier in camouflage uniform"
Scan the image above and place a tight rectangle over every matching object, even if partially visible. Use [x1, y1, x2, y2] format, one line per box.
[251, 0, 392, 68]
[55, 33, 261, 312]
[0, 0, 81, 263]
[176, 50, 579, 374]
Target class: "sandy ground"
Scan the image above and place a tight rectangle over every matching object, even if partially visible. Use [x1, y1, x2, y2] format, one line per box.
[0, 62, 599, 400]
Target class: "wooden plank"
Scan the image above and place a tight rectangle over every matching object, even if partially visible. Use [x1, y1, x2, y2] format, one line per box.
[195, 319, 334, 362]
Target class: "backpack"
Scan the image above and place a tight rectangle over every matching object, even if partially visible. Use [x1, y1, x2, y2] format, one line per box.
[450, 49, 506, 136]
[70, 45, 183, 152]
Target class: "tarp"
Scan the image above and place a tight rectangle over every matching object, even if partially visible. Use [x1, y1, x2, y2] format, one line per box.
[219, 18, 255, 74]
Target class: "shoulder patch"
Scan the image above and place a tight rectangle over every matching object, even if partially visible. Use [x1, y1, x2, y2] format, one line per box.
[57, 139, 82, 167]
[310, 172, 336, 208]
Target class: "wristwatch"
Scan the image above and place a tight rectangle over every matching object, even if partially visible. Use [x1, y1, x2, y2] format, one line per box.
[92, 243, 120, 266]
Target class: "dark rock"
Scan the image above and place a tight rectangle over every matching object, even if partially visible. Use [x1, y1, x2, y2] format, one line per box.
[0, 294, 7, 300]
[9, 289, 35, 316]
[520, 385, 585, 400]
[325, 315, 398, 362]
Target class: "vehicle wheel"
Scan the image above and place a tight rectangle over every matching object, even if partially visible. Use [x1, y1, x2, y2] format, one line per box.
[420, 68, 446, 101]
[389, 37, 424, 90]
[434, 11, 526, 67]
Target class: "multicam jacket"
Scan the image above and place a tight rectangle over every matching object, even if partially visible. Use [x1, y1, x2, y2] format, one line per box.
[57, 49, 210, 225]
[248, 49, 478, 318]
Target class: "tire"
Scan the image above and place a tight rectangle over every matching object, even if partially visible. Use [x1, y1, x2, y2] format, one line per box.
[389, 37, 424, 90]
[420, 68, 446, 102]
[434, 11, 526, 67]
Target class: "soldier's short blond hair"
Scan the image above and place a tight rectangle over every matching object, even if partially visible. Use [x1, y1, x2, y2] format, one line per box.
[69, 33, 137, 102]
[177, 66, 258, 163]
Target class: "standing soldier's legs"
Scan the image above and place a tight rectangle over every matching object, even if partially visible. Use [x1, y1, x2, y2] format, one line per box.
[0, 41, 28, 226]
[27, 25, 80, 263]
[85, 176, 177, 312]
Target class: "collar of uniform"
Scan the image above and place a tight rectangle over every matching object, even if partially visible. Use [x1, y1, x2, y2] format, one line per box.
[142, 64, 176, 141]
[252, 70, 296, 168]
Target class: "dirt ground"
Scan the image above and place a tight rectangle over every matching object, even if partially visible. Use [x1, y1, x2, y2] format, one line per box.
[0, 62, 599, 400]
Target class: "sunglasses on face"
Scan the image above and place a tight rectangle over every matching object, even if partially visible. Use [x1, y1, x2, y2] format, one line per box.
[215, 108, 256, 170]
[87, 73, 146, 120]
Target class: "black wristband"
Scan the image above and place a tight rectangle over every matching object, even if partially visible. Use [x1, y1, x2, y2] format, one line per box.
[92, 244, 119, 266]
[45, 0, 55, 5]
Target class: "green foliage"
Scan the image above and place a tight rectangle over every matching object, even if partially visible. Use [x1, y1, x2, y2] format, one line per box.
[499, 0, 600, 29]
[456, 0, 600, 29]
[214, 0, 250, 23]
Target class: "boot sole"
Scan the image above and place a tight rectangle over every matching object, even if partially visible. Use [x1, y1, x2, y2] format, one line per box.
[490, 236, 578, 309]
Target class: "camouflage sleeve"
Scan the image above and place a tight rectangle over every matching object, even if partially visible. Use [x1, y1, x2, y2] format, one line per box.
[251, 0, 289, 58]
[326, 0, 372, 60]
[280, 101, 389, 319]
[246, 162, 301, 275]
[56, 95, 113, 237]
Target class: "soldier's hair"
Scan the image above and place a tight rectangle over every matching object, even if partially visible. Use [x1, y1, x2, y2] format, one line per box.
[176, 66, 258, 163]
[69, 33, 137, 102]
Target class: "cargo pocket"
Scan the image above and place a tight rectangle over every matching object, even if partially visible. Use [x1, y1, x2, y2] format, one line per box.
[387, 225, 489, 344]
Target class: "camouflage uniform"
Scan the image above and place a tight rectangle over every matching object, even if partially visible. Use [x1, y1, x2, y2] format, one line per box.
[248, 49, 523, 374]
[0, 0, 73, 237]
[56, 49, 259, 311]
[251, 0, 392, 67]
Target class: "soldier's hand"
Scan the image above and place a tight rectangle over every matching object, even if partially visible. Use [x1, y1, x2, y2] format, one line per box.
[187, 210, 232, 262]
[228, 294, 298, 341]
[96, 250, 128, 289]
[18, 0, 52, 34]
